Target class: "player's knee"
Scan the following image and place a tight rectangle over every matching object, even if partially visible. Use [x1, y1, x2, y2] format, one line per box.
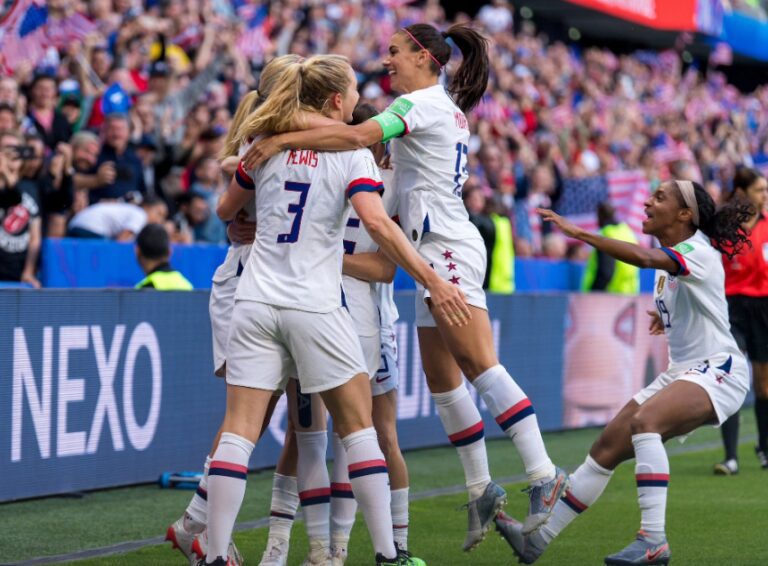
[451, 352, 485, 380]
[375, 425, 399, 459]
[629, 411, 659, 435]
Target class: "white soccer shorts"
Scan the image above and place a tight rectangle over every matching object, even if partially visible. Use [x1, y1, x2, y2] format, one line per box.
[226, 300, 367, 394]
[415, 233, 488, 327]
[371, 328, 399, 397]
[633, 352, 749, 425]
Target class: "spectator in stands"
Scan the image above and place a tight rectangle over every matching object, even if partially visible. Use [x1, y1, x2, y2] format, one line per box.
[171, 191, 209, 244]
[0, 103, 17, 131]
[190, 156, 226, 244]
[24, 72, 72, 151]
[0, 130, 41, 287]
[88, 113, 146, 204]
[582, 202, 640, 295]
[68, 195, 167, 241]
[134, 223, 193, 290]
[542, 232, 568, 260]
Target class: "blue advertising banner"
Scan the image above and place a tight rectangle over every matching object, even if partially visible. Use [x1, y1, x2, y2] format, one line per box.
[0, 289, 596, 502]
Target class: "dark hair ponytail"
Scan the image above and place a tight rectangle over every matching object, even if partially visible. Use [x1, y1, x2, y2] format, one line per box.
[402, 23, 489, 113]
[693, 182, 752, 259]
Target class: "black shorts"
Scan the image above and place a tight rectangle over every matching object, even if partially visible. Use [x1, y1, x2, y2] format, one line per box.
[728, 295, 768, 362]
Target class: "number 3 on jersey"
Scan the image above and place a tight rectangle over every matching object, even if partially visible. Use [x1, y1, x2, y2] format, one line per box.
[453, 142, 468, 198]
[277, 181, 310, 244]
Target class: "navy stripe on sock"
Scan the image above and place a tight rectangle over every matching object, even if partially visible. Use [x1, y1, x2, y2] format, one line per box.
[270, 510, 294, 520]
[195, 486, 208, 501]
[331, 489, 355, 499]
[300, 495, 331, 506]
[208, 468, 247, 480]
[636, 479, 669, 488]
[349, 466, 388, 479]
[498, 405, 535, 431]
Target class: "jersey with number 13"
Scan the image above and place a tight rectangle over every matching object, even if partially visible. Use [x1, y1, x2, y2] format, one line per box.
[384, 84, 478, 243]
[234, 147, 383, 313]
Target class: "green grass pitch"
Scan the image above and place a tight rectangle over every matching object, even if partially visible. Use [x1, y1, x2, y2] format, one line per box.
[2, 411, 765, 565]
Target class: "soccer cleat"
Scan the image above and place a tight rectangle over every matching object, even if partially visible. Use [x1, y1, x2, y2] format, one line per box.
[494, 511, 549, 564]
[191, 531, 243, 566]
[166, 515, 200, 564]
[259, 536, 290, 566]
[713, 459, 739, 475]
[301, 538, 331, 566]
[604, 531, 671, 565]
[756, 446, 768, 469]
[330, 542, 348, 566]
[522, 467, 568, 534]
[375, 550, 427, 565]
[462, 481, 508, 552]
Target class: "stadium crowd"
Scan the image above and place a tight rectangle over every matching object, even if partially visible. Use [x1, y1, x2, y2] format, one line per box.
[2, 0, 768, 285]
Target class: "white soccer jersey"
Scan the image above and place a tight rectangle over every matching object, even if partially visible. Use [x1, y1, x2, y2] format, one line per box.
[212, 141, 256, 282]
[342, 168, 398, 336]
[386, 84, 478, 243]
[654, 230, 741, 364]
[234, 147, 383, 313]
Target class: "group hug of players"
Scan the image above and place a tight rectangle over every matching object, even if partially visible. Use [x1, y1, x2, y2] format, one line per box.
[163, 22, 756, 566]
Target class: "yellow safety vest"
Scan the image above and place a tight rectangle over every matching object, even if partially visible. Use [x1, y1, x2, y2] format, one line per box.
[488, 213, 515, 294]
[135, 270, 193, 291]
[582, 223, 639, 295]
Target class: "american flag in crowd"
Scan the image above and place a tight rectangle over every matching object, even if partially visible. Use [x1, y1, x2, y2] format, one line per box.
[555, 170, 651, 247]
[0, 0, 48, 73]
[0, 0, 95, 73]
[234, 1, 272, 64]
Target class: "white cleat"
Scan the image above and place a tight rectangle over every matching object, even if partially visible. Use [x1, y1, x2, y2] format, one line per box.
[165, 515, 200, 564]
[301, 538, 332, 566]
[259, 536, 290, 566]
[331, 543, 348, 566]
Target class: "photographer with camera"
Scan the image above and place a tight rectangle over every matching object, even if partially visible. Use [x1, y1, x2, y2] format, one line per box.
[0, 130, 41, 288]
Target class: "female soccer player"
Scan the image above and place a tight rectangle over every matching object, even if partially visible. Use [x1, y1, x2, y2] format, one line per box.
[495, 180, 752, 565]
[200, 54, 467, 566]
[242, 23, 566, 550]
[166, 55, 302, 566]
[714, 168, 768, 474]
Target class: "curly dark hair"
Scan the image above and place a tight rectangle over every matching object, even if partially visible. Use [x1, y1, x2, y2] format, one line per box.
[684, 181, 753, 259]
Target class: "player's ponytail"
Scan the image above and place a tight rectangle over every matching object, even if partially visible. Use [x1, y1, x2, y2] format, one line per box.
[401, 23, 489, 113]
[237, 55, 352, 139]
[223, 55, 302, 158]
[443, 24, 489, 113]
[220, 90, 260, 159]
[688, 181, 752, 259]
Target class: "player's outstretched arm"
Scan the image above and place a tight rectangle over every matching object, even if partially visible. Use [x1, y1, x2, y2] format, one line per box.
[243, 120, 383, 170]
[538, 208, 679, 273]
[343, 250, 396, 283]
[351, 191, 471, 326]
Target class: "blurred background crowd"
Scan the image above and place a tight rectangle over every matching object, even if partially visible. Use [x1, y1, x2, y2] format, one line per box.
[1, 0, 768, 287]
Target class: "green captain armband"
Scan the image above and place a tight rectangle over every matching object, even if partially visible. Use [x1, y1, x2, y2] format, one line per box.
[372, 111, 407, 142]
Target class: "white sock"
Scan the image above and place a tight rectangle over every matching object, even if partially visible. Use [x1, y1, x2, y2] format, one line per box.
[633, 432, 669, 533]
[331, 433, 357, 547]
[541, 455, 613, 543]
[184, 455, 211, 532]
[473, 365, 555, 485]
[296, 431, 331, 542]
[342, 427, 396, 559]
[391, 487, 409, 551]
[268, 473, 298, 541]
[432, 385, 491, 500]
[207, 433, 254, 559]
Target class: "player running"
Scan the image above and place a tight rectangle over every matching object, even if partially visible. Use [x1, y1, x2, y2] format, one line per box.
[199, 54, 467, 566]
[494, 180, 752, 565]
[242, 23, 566, 551]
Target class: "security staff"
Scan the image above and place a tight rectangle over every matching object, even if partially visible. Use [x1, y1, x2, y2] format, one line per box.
[135, 223, 193, 290]
[582, 202, 639, 295]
